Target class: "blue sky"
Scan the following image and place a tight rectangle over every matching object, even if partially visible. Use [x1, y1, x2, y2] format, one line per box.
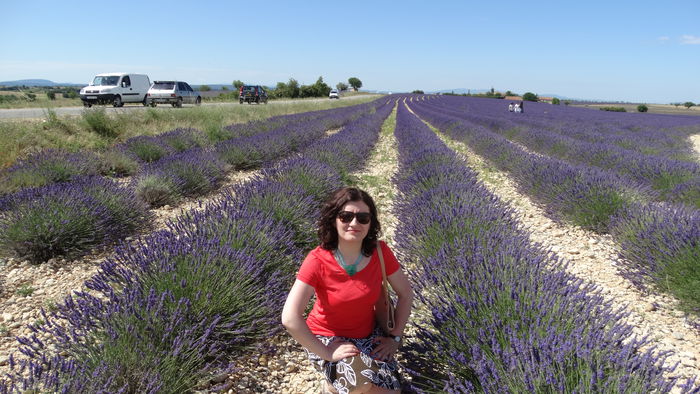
[1, 0, 699, 103]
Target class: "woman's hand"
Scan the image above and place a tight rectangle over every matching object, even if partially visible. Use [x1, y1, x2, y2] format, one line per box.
[371, 336, 401, 361]
[326, 338, 360, 362]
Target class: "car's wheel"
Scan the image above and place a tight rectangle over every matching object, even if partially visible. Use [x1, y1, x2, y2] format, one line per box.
[113, 95, 123, 107]
[176, 97, 183, 108]
[150, 101, 157, 107]
[83, 102, 92, 108]
[142, 97, 148, 106]
[255, 97, 260, 104]
[195, 97, 201, 106]
[239, 99, 243, 104]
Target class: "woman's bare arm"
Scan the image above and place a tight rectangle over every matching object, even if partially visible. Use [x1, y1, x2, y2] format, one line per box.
[281, 279, 359, 361]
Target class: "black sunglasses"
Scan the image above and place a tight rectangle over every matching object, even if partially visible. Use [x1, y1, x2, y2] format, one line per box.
[337, 211, 372, 224]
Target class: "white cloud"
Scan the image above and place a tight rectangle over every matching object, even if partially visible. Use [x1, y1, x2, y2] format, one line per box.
[680, 35, 700, 45]
[657, 36, 670, 43]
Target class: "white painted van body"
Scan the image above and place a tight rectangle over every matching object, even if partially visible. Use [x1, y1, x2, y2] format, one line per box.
[79, 73, 151, 107]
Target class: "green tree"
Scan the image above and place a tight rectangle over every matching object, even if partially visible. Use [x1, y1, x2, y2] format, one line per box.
[522, 92, 539, 102]
[199, 85, 211, 92]
[412, 90, 424, 94]
[348, 77, 362, 91]
[232, 80, 244, 90]
[564, 100, 571, 106]
[505, 90, 514, 96]
[299, 84, 316, 98]
[222, 86, 228, 91]
[274, 78, 300, 98]
[637, 104, 648, 113]
[552, 97, 561, 105]
[286, 78, 300, 98]
[336, 82, 349, 91]
[684, 101, 695, 109]
[274, 81, 288, 98]
[309, 77, 329, 97]
[46, 90, 56, 100]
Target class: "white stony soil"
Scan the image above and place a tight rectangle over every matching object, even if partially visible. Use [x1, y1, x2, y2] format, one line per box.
[691, 134, 700, 160]
[1, 112, 698, 392]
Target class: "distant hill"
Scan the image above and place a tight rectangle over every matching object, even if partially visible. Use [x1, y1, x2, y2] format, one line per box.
[0, 79, 82, 87]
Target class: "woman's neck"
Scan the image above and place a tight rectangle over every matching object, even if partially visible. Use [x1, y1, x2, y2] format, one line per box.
[337, 241, 362, 257]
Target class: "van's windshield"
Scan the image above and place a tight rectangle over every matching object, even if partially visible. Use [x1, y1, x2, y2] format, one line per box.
[92, 76, 120, 86]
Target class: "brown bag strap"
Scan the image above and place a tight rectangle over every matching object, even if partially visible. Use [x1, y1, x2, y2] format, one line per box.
[377, 242, 395, 331]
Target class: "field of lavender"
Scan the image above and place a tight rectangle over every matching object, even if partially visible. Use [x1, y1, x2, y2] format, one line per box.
[0, 94, 699, 392]
[409, 96, 700, 318]
[394, 100, 699, 392]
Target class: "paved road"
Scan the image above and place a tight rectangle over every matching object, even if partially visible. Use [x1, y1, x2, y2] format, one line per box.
[0, 95, 379, 120]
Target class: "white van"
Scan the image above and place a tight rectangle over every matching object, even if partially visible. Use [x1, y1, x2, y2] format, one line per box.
[80, 73, 151, 107]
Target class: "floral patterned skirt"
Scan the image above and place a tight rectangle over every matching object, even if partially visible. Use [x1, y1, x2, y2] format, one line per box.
[304, 327, 402, 393]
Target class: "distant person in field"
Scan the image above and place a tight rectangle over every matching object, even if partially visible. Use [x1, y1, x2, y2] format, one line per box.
[514, 102, 521, 113]
[508, 102, 514, 112]
[282, 187, 414, 394]
[520, 100, 525, 113]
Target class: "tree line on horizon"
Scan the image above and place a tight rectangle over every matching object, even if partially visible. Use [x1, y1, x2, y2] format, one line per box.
[198, 77, 363, 100]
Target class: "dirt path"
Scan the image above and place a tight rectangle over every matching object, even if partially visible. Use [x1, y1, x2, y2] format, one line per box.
[691, 134, 700, 161]
[427, 124, 700, 389]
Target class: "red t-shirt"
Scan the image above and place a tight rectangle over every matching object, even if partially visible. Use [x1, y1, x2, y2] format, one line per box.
[296, 241, 400, 338]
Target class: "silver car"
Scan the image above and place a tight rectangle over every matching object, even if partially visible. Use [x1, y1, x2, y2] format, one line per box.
[146, 81, 202, 107]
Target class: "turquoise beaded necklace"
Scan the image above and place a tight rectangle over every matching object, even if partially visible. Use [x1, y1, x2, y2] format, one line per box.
[334, 249, 364, 276]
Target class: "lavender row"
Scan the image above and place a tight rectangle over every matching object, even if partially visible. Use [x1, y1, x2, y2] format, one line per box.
[410, 100, 700, 328]
[0, 176, 152, 263]
[98, 102, 374, 171]
[0, 101, 383, 261]
[391, 102, 692, 392]
[409, 100, 646, 232]
[0, 103, 374, 194]
[0, 146, 231, 261]
[418, 97, 700, 208]
[423, 95, 699, 161]
[0, 100, 395, 393]
[131, 148, 229, 207]
[214, 103, 370, 170]
[128, 100, 383, 206]
[610, 203, 700, 316]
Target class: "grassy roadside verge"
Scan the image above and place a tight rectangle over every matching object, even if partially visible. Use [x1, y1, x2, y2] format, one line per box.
[0, 96, 380, 169]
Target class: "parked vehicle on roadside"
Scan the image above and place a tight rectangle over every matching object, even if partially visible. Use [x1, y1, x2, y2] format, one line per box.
[239, 85, 268, 104]
[329, 89, 339, 99]
[79, 73, 151, 107]
[146, 81, 202, 108]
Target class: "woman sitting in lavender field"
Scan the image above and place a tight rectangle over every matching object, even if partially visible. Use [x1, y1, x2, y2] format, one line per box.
[282, 187, 414, 394]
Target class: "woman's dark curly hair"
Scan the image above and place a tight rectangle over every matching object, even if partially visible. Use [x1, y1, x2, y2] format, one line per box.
[318, 187, 381, 256]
